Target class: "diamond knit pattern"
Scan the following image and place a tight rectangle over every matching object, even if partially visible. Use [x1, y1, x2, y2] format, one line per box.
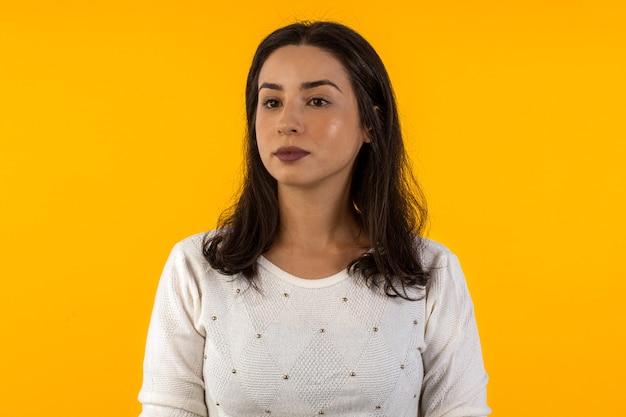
[290, 332, 350, 409]
[203, 259, 426, 417]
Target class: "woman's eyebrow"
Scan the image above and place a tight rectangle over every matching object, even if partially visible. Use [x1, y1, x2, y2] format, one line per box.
[258, 79, 342, 93]
[258, 82, 282, 92]
[301, 79, 342, 92]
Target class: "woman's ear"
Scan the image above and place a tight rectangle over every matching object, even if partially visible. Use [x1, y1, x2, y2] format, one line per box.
[363, 105, 381, 143]
[363, 128, 372, 143]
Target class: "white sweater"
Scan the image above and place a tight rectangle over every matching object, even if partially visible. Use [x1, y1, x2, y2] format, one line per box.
[139, 232, 490, 417]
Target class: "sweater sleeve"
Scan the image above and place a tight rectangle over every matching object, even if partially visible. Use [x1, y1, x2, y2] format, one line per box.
[419, 251, 491, 417]
[138, 243, 209, 417]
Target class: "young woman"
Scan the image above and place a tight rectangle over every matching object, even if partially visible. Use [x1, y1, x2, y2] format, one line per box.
[139, 21, 490, 417]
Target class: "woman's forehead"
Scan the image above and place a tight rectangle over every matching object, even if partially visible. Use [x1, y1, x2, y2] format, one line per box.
[258, 45, 350, 87]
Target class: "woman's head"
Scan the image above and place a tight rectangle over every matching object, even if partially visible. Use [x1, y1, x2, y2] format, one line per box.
[244, 21, 406, 213]
[206, 21, 428, 295]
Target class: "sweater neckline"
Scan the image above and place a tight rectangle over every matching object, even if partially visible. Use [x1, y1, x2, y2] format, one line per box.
[257, 256, 351, 289]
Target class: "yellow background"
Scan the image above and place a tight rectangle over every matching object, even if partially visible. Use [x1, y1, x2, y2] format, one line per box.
[1, 0, 624, 415]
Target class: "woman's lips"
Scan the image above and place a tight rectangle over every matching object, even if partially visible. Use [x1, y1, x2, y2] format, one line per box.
[274, 146, 310, 162]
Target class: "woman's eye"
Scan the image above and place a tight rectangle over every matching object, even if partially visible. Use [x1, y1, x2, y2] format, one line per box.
[261, 99, 280, 109]
[309, 97, 329, 107]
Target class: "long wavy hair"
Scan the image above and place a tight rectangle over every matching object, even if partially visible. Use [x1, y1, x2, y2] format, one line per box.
[203, 21, 430, 297]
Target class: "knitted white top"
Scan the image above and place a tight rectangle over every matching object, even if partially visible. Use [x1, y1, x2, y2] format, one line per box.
[138, 232, 490, 417]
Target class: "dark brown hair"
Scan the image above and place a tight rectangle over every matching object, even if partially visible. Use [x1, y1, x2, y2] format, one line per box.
[203, 21, 429, 297]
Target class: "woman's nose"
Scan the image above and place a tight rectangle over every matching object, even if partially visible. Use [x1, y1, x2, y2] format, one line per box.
[276, 103, 304, 135]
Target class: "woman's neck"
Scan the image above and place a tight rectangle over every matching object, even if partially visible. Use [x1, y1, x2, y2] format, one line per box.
[262, 184, 370, 279]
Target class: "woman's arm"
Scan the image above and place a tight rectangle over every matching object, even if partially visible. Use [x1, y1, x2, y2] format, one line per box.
[419, 251, 491, 417]
[138, 243, 209, 417]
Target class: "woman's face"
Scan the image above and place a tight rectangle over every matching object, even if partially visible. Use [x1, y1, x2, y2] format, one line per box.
[255, 44, 368, 193]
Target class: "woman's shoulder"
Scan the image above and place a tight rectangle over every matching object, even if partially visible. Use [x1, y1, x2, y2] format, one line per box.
[417, 236, 456, 271]
[166, 230, 220, 266]
[171, 230, 208, 251]
[163, 230, 243, 288]
[417, 237, 473, 301]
